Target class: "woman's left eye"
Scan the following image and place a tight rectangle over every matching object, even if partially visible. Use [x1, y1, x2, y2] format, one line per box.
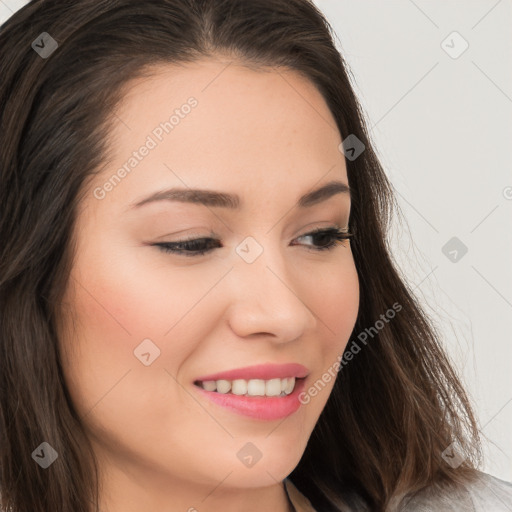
[152, 227, 353, 257]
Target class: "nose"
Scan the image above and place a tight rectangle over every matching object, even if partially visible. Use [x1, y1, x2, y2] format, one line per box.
[224, 241, 317, 342]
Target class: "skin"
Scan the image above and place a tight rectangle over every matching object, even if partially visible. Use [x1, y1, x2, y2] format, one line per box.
[57, 56, 360, 512]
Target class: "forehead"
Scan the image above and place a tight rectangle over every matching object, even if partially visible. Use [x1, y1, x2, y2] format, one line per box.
[89, 58, 348, 211]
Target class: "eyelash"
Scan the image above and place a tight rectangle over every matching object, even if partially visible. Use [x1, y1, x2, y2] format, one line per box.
[152, 227, 354, 257]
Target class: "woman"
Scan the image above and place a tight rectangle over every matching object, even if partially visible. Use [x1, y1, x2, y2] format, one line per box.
[1, 1, 511, 511]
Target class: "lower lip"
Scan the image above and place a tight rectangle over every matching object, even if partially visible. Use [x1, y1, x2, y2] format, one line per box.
[193, 378, 306, 420]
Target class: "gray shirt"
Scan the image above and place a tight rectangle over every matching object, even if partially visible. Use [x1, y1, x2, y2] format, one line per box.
[284, 471, 512, 511]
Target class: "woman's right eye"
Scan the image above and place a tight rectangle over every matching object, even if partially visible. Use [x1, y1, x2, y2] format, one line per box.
[153, 237, 221, 257]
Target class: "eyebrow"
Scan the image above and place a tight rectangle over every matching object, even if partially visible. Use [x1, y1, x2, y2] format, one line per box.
[131, 179, 350, 210]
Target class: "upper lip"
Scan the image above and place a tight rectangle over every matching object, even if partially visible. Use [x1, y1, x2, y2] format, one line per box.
[194, 363, 309, 382]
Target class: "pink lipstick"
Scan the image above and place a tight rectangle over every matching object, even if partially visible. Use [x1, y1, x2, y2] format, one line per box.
[193, 363, 309, 420]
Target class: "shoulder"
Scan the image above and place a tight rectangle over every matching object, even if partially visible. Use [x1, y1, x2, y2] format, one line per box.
[398, 471, 512, 511]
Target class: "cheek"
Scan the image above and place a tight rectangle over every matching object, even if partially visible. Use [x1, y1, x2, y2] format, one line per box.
[58, 261, 205, 450]
[67, 236, 221, 348]
[58, 239, 230, 410]
[312, 261, 358, 392]
[293, 258, 359, 415]
[323, 274, 359, 331]
[313, 257, 360, 354]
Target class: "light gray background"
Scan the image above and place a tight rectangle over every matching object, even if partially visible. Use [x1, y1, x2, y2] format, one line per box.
[2, 0, 511, 482]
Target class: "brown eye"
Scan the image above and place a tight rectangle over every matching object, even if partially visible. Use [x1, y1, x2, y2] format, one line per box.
[291, 227, 353, 252]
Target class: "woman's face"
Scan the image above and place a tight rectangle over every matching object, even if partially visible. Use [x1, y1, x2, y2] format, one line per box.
[58, 57, 359, 509]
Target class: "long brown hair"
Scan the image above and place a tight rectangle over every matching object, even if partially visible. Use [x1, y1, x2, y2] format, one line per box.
[0, 1, 482, 510]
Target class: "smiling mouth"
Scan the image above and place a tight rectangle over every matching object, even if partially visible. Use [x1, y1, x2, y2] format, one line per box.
[194, 377, 304, 397]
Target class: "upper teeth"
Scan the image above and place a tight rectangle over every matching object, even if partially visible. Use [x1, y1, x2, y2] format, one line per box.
[199, 377, 296, 397]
